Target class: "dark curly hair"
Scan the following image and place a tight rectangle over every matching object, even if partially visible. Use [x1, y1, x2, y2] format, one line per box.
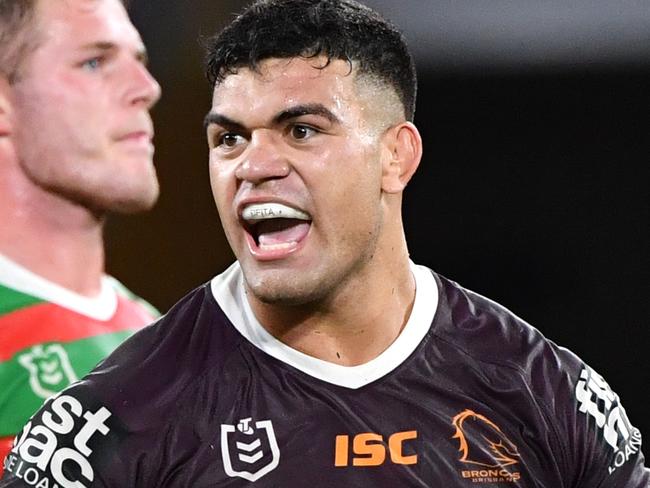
[205, 0, 417, 121]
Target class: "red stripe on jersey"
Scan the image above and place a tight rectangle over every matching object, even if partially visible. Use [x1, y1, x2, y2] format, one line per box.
[0, 436, 13, 476]
[0, 295, 156, 362]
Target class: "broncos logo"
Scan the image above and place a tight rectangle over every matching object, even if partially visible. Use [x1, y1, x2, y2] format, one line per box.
[451, 409, 520, 468]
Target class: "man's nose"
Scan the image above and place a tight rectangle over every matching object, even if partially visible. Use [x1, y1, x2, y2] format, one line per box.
[235, 131, 290, 185]
[124, 60, 161, 110]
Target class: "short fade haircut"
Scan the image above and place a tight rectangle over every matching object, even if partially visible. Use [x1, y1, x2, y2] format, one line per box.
[205, 0, 418, 122]
[0, 0, 128, 83]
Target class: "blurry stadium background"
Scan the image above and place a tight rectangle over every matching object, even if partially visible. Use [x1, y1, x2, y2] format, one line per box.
[108, 1, 649, 435]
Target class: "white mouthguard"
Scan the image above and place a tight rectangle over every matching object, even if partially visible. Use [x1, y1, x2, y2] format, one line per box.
[242, 203, 310, 221]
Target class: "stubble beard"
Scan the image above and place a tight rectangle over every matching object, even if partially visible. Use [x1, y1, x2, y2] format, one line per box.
[242, 216, 383, 310]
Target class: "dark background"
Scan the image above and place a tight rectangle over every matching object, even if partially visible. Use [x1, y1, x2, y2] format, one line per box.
[106, 1, 649, 436]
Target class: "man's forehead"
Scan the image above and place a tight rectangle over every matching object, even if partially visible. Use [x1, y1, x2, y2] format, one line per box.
[36, 0, 142, 50]
[38, 0, 121, 20]
[220, 57, 355, 89]
[212, 58, 357, 109]
[209, 56, 402, 130]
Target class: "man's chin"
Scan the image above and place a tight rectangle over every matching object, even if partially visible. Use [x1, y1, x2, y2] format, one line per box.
[113, 190, 159, 214]
[243, 270, 330, 308]
[75, 184, 160, 216]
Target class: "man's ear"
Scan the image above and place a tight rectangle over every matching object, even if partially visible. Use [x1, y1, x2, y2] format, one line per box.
[0, 76, 13, 138]
[380, 121, 423, 194]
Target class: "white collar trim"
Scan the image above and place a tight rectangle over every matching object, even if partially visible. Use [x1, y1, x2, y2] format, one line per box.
[211, 261, 438, 389]
[0, 253, 117, 321]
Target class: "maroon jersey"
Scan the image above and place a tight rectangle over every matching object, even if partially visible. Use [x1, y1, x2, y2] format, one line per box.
[1, 263, 647, 487]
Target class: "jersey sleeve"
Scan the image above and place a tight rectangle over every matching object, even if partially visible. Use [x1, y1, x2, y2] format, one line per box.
[543, 348, 649, 488]
[0, 382, 125, 488]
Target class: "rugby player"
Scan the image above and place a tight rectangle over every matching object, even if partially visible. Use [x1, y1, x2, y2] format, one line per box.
[0, 0, 160, 474]
[1, 0, 647, 486]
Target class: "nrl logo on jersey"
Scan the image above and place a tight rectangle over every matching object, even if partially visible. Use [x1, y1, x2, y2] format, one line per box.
[18, 344, 78, 399]
[221, 417, 280, 482]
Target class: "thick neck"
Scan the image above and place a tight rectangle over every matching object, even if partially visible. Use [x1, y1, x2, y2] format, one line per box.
[0, 159, 105, 297]
[247, 214, 415, 367]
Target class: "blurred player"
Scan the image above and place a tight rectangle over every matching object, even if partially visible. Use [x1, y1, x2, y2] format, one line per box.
[0, 0, 161, 472]
[1, 0, 647, 486]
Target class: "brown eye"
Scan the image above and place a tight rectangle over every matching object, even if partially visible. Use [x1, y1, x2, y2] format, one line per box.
[290, 125, 316, 140]
[219, 133, 243, 148]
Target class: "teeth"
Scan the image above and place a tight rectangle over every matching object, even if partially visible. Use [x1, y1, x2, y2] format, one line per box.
[242, 203, 310, 221]
[258, 242, 298, 251]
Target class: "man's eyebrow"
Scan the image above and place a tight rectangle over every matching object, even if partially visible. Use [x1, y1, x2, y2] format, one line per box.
[78, 41, 118, 53]
[204, 112, 246, 132]
[274, 104, 340, 125]
[203, 104, 340, 132]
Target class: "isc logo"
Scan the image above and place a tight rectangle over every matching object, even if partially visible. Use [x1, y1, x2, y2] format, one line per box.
[334, 431, 418, 467]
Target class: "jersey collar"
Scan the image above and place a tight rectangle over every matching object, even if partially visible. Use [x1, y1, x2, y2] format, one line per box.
[211, 260, 438, 389]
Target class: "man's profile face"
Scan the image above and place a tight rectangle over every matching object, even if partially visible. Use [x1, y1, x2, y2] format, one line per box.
[9, 0, 161, 214]
[207, 57, 390, 306]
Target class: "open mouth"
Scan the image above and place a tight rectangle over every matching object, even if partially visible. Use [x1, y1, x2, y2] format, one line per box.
[241, 202, 312, 257]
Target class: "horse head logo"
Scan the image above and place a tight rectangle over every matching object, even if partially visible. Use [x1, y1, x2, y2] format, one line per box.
[451, 409, 520, 468]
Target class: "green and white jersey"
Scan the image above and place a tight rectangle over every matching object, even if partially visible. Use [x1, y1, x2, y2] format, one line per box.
[0, 254, 158, 469]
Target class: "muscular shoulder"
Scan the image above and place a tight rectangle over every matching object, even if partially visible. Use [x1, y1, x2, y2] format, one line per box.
[92, 282, 244, 412]
[432, 273, 580, 384]
[430, 273, 648, 486]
